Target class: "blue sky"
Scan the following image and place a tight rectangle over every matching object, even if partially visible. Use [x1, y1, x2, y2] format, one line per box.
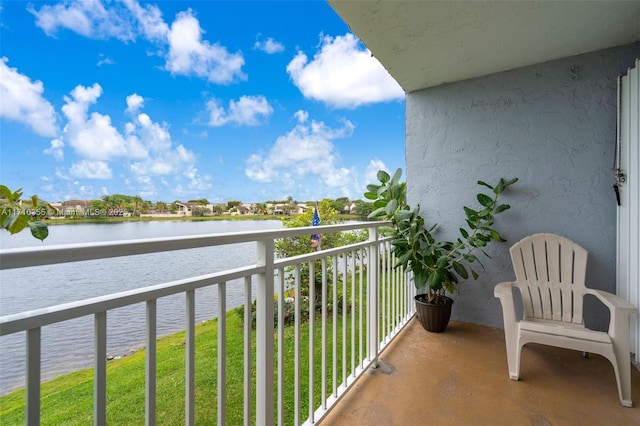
[0, 0, 405, 204]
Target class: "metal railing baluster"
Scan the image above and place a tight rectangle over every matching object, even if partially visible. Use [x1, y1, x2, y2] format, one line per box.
[146, 300, 157, 426]
[277, 267, 285, 426]
[26, 327, 41, 426]
[94, 312, 107, 426]
[218, 282, 227, 426]
[185, 290, 195, 426]
[243, 276, 252, 426]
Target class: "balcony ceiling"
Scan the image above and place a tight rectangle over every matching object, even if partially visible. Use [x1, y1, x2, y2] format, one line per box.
[328, 1, 640, 93]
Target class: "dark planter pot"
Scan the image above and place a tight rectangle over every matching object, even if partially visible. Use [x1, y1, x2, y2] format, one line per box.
[414, 294, 454, 332]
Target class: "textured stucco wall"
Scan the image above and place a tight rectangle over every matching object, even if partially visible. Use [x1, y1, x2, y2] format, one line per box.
[406, 42, 640, 330]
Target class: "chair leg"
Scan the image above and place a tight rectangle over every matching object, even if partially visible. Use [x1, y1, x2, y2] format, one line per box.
[507, 339, 522, 381]
[614, 352, 634, 407]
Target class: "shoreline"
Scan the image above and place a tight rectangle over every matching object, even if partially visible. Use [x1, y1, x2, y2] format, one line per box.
[44, 213, 365, 226]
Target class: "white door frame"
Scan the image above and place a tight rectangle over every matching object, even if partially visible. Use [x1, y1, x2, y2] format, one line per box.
[617, 58, 640, 365]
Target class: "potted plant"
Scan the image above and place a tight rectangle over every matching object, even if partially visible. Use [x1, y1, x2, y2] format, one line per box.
[364, 169, 517, 332]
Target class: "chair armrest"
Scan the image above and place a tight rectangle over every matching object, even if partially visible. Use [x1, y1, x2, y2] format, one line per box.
[494, 282, 517, 327]
[585, 289, 638, 316]
[494, 282, 514, 298]
[586, 289, 638, 338]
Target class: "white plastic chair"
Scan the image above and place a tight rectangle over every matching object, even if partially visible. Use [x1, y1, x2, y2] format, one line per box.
[494, 233, 638, 407]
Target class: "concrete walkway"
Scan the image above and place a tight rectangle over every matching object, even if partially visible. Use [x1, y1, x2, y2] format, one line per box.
[320, 319, 640, 426]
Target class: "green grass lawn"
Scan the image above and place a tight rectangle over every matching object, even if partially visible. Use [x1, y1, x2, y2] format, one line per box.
[0, 305, 368, 425]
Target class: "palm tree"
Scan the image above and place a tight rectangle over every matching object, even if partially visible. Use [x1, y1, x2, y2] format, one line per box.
[254, 203, 268, 215]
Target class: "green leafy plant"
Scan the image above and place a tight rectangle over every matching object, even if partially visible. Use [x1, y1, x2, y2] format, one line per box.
[274, 199, 366, 309]
[365, 169, 517, 304]
[1, 185, 49, 241]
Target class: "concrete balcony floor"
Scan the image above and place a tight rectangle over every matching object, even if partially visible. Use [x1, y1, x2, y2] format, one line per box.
[320, 319, 640, 426]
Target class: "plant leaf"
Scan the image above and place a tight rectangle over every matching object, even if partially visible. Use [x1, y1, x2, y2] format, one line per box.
[364, 191, 378, 200]
[459, 228, 469, 238]
[390, 168, 403, 184]
[385, 199, 398, 216]
[377, 170, 391, 183]
[428, 270, 444, 289]
[436, 256, 448, 268]
[477, 180, 494, 190]
[367, 207, 387, 219]
[463, 206, 478, 220]
[452, 261, 469, 279]
[505, 177, 519, 186]
[490, 229, 506, 242]
[477, 193, 493, 207]
[29, 221, 49, 241]
[0, 185, 14, 200]
[7, 213, 29, 235]
[494, 204, 511, 214]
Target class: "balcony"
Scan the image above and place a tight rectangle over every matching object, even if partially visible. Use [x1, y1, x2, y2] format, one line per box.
[1, 221, 638, 425]
[1, 221, 415, 425]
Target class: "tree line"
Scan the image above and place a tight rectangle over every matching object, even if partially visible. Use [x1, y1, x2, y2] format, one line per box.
[82, 195, 376, 217]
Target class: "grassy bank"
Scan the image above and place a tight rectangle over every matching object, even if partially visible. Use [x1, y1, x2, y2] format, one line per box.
[0, 307, 362, 425]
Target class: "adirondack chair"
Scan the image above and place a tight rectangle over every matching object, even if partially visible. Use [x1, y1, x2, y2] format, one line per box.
[494, 233, 638, 407]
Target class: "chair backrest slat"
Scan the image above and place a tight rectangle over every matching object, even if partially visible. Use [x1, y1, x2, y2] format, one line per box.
[509, 233, 588, 324]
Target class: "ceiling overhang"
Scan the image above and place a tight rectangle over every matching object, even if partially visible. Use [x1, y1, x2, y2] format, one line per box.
[328, 1, 640, 93]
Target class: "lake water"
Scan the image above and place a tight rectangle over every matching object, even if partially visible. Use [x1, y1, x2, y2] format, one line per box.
[0, 220, 283, 395]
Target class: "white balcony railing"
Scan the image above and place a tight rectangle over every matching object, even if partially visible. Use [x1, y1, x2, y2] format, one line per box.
[0, 221, 416, 425]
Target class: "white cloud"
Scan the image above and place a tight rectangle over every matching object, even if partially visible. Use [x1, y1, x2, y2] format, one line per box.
[28, 0, 134, 41]
[286, 33, 404, 108]
[54, 86, 209, 197]
[69, 160, 113, 179]
[0, 57, 58, 137]
[97, 54, 115, 66]
[365, 159, 388, 187]
[121, 0, 169, 42]
[126, 93, 144, 114]
[135, 112, 172, 153]
[28, 1, 245, 85]
[254, 36, 284, 54]
[61, 83, 135, 160]
[245, 111, 354, 188]
[44, 138, 65, 160]
[207, 95, 273, 127]
[294, 110, 308, 123]
[166, 10, 245, 84]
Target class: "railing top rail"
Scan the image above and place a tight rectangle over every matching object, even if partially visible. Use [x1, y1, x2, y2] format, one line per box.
[1, 233, 397, 334]
[0, 221, 390, 270]
[0, 264, 263, 336]
[274, 235, 394, 269]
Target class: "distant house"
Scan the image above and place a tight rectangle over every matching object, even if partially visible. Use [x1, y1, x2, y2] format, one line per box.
[234, 205, 251, 215]
[63, 200, 93, 216]
[240, 203, 254, 214]
[47, 202, 64, 216]
[342, 202, 357, 214]
[175, 202, 192, 216]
